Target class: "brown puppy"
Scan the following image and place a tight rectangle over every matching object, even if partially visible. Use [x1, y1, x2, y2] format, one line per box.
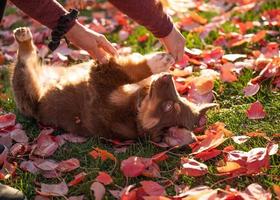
[11, 27, 216, 142]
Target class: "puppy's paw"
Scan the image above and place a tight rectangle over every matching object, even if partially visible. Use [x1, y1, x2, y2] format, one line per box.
[146, 52, 175, 74]
[13, 27, 32, 43]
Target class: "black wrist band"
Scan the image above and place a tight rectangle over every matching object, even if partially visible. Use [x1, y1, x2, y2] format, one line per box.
[48, 9, 79, 52]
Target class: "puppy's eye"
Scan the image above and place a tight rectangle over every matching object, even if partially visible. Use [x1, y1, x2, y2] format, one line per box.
[162, 100, 173, 112]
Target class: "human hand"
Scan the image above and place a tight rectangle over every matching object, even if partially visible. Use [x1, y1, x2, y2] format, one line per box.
[66, 22, 118, 63]
[159, 26, 185, 62]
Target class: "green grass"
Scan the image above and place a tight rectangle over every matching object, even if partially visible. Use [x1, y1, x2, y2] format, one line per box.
[1, 1, 280, 199]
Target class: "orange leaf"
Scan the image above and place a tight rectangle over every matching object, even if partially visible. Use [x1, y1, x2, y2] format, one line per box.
[68, 172, 86, 187]
[251, 30, 266, 43]
[89, 148, 116, 161]
[191, 122, 230, 154]
[189, 11, 207, 24]
[217, 161, 241, 173]
[273, 185, 280, 199]
[194, 76, 215, 95]
[96, 172, 113, 185]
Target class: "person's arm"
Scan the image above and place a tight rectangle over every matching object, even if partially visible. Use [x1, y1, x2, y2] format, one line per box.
[109, 0, 172, 38]
[109, 0, 185, 61]
[9, 0, 117, 63]
[10, 0, 70, 30]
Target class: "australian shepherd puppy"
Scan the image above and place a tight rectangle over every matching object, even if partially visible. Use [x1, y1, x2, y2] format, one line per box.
[11, 27, 216, 142]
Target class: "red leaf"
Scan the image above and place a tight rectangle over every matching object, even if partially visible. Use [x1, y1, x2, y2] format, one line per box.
[246, 101, 266, 119]
[194, 149, 221, 161]
[35, 159, 58, 171]
[120, 156, 146, 177]
[191, 122, 229, 154]
[140, 181, 165, 196]
[57, 158, 80, 172]
[0, 161, 17, 179]
[241, 183, 272, 200]
[68, 172, 87, 187]
[142, 162, 161, 178]
[243, 83, 260, 97]
[37, 181, 68, 197]
[33, 129, 59, 157]
[180, 158, 208, 177]
[96, 171, 113, 185]
[10, 143, 29, 156]
[10, 129, 29, 143]
[90, 182, 105, 200]
[0, 113, 16, 129]
[20, 160, 39, 174]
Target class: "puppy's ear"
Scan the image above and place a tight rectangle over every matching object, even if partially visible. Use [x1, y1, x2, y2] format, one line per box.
[198, 103, 218, 116]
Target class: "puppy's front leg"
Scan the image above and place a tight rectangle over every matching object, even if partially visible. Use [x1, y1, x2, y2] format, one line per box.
[119, 52, 175, 83]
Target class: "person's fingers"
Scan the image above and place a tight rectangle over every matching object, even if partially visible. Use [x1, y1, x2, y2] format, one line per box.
[90, 43, 109, 64]
[98, 36, 119, 57]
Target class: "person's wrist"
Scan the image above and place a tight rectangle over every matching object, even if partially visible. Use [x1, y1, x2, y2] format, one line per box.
[66, 21, 85, 41]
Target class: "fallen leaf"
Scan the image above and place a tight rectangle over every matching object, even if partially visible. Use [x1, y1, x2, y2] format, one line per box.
[89, 147, 116, 161]
[120, 156, 146, 177]
[142, 162, 161, 178]
[222, 54, 247, 62]
[272, 185, 280, 199]
[232, 135, 250, 144]
[96, 171, 113, 185]
[10, 129, 29, 143]
[243, 83, 260, 97]
[180, 158, 208, 177]
[220, 63, 238, 83]
[191, 122, 229, 154]
[68, 172, 87, 187]
[0, 113, 16, 129]
[38, 181, 68, 197]
[242, 183, 272, 200]
[57, 158, 80, 172]
[20, 160, 39, 174]
[141, 181, 165, 196]
[33, 129, 59, 157]
[251, 30, 266, 43]
[217, 161, 242, 173]
[246, 101, 266, 119]
[90, 182, 105, 200]
[194, 76, 215, 95]
[194, 149, 221, 161]
[35, 159, 58, 171]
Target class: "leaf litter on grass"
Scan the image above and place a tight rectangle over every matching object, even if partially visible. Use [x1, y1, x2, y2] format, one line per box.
[0, 0, 280, 199]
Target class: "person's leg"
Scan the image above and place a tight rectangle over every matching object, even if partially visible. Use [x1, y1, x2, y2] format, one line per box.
[0, 144, 26, 200]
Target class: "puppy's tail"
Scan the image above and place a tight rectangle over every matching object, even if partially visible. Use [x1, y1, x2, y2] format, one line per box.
[11, 27, 42, 118]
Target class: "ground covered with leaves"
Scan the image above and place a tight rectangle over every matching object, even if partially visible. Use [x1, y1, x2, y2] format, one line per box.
[0, 0, 280, 199]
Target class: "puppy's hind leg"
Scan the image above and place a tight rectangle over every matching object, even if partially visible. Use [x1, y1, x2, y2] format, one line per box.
[11, 27, 42, 117]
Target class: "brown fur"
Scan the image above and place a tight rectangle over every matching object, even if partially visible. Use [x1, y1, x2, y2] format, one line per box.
[11, 27, 217, 142]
